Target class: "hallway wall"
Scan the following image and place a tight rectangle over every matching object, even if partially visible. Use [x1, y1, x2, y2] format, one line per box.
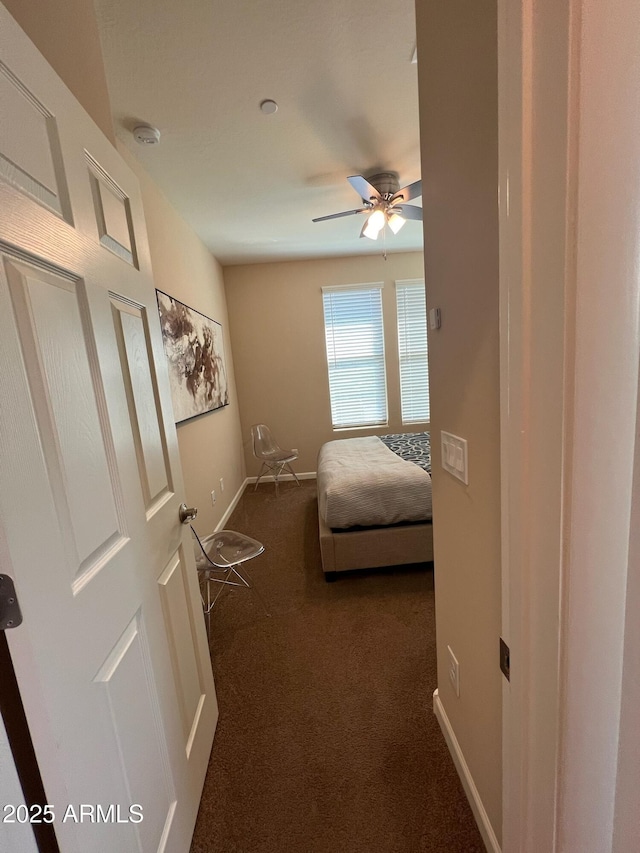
[415, 0, 502, 839]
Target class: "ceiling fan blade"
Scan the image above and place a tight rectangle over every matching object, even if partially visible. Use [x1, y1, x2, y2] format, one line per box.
[347, 175, 382, 203]
[312, 207, 369, 223]
[392, 179, 422, 203]
[393, 204, 423, 221]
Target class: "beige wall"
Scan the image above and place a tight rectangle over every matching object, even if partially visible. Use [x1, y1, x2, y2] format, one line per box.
[3, 0, 115, 143]
[416, 0, 502, 839]
[8, 0, 245, 535]
[120, 145, 246, 535]
[224, 252, 426, 476]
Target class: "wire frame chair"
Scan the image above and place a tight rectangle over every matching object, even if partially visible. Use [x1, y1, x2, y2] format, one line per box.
[251, 423, 300, 495]
[191, 525, 270, 638]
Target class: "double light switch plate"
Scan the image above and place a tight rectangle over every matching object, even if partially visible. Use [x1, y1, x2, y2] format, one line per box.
[441, 431, 468, 485]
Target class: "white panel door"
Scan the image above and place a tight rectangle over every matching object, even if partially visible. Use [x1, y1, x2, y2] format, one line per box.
[0, 6, 217, 852]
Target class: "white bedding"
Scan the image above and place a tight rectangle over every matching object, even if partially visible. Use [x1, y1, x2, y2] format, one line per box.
[317, 436, 433, 529]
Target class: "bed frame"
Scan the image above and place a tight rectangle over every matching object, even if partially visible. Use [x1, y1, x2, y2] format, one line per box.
[318, 507, 434, 579]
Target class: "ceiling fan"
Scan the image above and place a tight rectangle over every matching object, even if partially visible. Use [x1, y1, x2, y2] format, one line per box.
[312, 172, 423, 240]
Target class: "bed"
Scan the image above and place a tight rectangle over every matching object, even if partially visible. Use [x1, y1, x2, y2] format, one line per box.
[317, 432, 434, 577]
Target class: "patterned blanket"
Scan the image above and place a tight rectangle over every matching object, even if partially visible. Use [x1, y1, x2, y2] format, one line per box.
[379, 432, 431, 473]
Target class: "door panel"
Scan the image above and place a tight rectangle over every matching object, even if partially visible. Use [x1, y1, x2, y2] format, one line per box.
[86, 152, 138, 266]
[111, 297, 173, 513]
[0, 59, 72, 221]
[158, 549, 209, 757]
[5, 259, 127, 584]
[0, 6, 217, 851]
[94, 611, 176, 853]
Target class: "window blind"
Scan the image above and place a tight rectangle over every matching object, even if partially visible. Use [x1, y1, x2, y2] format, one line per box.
[322, 283, 388, 429]
[396, 279, 430, 423]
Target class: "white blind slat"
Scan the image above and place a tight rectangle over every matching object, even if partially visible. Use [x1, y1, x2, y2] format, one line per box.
[323, 286, 388, 428]
[396, 280, 430, 423]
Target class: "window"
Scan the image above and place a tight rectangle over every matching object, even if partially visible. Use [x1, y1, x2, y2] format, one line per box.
[396, 279, 430, 423]
[322, 283, 388, 429]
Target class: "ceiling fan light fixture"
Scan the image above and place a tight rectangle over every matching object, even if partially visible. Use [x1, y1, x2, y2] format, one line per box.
[363, 208, 386, 240]
[387, 212, 406, 234]
[312, 173, 422, 241]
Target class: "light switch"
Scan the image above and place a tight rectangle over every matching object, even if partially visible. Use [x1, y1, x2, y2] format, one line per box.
[429, 307, 441, 330]
[441, 431, 468, 485]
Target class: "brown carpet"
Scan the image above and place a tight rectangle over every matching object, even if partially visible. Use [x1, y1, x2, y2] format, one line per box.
[190, 481, 484, 853]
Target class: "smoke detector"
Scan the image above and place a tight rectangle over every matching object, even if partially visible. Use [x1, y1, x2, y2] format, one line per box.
[133, 125, 161, 145]
[259, 99, 278, 115]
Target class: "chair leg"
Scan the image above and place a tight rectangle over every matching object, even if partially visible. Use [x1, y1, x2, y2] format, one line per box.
[199, 568, 231, 640]
[232, 565, 271, 617]
[202, 569, 232, 614]
[256, 460, 298, 495]
[254, 462, 268, 491]
[209, 571, 231, 609]
[206, 571, 212, 639]
[285, 462, 301, 486]
[201, 562, 270, 620]
[273, 461, 286, 496]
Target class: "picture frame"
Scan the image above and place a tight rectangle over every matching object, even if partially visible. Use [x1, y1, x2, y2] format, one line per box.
[155, 289, 229, 424]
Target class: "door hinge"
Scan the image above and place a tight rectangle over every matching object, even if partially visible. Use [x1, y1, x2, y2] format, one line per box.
[0, 575, 23, 630]
[500, 637, 510, 681]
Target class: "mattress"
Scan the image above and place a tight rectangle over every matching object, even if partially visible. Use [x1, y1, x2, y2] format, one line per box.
[317, 433, 432, 529]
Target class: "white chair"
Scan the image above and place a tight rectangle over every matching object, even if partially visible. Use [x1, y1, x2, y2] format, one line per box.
[251, 423, 300, 495]
[191, 526, 269, 638]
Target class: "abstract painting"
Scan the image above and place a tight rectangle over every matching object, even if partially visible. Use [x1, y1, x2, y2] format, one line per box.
[156, 290, 229, 424]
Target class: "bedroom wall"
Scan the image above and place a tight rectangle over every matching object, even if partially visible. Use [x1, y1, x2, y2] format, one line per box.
[415, 0, 502, 841]
[2, 0, 115, 143]
[223, 251, 426, 476]
[119, 146, 246, 536]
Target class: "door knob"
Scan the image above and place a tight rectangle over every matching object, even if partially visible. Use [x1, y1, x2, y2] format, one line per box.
[179, 503, 198, 524]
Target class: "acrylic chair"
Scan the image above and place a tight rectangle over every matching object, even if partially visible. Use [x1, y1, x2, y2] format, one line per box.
[251, 423, 300, 495]
[191, 525, 269, 639]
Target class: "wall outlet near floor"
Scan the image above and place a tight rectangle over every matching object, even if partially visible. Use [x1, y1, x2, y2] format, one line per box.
[219, 477, 224, 492]
[210, 489, 216, 505]
[447, 645, 460, 697]
[292, 448, 298, 456]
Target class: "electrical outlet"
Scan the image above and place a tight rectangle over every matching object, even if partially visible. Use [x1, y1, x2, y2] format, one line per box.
[210, 490, 216, 505]
[447, 645, 460, 697]
[292, 448, 298, 456]
[219, 477, 224, 492]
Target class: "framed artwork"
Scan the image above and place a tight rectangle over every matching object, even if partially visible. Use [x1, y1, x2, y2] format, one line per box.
[155, 290, 229, 424]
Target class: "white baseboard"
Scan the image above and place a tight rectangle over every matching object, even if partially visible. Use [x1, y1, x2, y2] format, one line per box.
[246, 471, 317, 483]
[433, 689, 501, 853]
[214, 478, 249, 532]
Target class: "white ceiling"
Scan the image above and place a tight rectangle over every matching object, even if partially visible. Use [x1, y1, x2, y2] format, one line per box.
[94, 0, 422, 265]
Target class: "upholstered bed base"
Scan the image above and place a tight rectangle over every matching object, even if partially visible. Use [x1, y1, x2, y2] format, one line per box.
[318, 507, 434, 576]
